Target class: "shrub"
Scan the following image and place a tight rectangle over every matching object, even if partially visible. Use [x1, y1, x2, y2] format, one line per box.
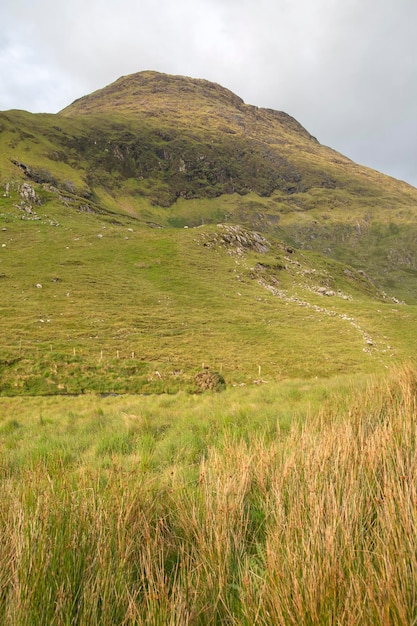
[194, 369, 226, 392]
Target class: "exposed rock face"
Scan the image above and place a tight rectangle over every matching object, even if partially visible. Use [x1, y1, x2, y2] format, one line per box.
[218, 225, 270, 254]
[12, 183, 42, 217]
[20, 183, 40, 206]
[202, 224, 270, 255]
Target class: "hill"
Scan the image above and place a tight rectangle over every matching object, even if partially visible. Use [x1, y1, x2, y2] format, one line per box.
[1, 71, 417, 394]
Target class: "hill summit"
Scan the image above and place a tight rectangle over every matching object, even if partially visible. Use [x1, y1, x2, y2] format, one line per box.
[57, 70, 323, 202]
[60, 70, 313, 139]
[60, 71, 247, 116]
[3, 70, 414, 208]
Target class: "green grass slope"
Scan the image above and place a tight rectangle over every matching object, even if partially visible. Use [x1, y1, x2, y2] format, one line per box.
[1, 71, 417, 394]
[0, 181, 416, 395]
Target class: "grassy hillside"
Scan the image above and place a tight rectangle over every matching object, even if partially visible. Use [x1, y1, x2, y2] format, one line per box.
[1, 71, 417, 394]
[1, 177, 416, 395]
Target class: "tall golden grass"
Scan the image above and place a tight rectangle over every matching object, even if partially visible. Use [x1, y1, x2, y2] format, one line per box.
[1, 366, 416, 624]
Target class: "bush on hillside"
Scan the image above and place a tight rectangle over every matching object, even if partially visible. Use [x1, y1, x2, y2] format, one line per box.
[194, 369, 226, 392]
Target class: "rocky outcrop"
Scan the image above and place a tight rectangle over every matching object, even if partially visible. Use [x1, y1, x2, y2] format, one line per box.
[202, 224, 270, 255]
[19, 183, 41, 207]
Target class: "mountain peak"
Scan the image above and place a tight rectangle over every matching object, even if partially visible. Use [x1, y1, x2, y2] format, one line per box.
[58, 70, 317, 152]
[59, 71, 245, 117]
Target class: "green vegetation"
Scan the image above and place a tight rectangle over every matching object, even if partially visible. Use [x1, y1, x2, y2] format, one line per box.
[0, 366, 416, 623]
[0, 70, 416, 394]
[1, 71, 417, 622]
[1, 192, 416, 394]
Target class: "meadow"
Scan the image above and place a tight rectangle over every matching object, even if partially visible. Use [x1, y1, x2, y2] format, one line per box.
[0, 366, 416, 624]
[3, 185, 417, 397]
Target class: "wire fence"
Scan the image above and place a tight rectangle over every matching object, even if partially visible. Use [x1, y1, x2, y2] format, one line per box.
[0, 339, 226, 374]
[1, 340, 153, 364]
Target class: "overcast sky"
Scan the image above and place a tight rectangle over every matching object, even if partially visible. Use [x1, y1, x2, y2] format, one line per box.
[2, 0, 417, 186]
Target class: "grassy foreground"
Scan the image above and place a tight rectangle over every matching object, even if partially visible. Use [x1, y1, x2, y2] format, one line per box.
[0, 367, 417, 624]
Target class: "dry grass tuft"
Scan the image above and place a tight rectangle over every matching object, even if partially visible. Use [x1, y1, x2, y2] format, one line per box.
[0, 366, 417, 623]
